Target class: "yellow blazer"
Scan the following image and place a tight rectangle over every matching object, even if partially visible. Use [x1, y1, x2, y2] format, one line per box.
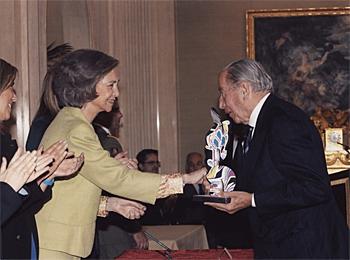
[35, 107, 161, 257]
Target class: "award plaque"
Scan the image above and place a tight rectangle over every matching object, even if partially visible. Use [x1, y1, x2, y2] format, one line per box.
[193, 108, 235, 204]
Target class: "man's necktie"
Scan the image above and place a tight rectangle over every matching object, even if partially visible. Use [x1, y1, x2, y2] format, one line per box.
[243, 126, 253, 155]
[198, 184, 204, 195]
[233, 125, 253, 173]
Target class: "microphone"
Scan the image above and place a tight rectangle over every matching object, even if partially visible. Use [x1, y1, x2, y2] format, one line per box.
[144, 230, 172, 259]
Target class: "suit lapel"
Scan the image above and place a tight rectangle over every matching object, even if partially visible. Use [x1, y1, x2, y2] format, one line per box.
[240, 95, 276, 190]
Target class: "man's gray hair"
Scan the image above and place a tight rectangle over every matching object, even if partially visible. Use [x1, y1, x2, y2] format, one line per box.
[224, 59, 273, 92]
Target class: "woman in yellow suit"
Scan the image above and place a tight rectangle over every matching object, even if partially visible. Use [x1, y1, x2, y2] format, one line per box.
[35, 49, 206, 259]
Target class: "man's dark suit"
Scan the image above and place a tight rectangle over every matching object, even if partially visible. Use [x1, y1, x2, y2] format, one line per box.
[92, 123, 142, 258]
[0, 132, 25, 225]
[174, 184, 206, 225]
[239, 94, 348, 258]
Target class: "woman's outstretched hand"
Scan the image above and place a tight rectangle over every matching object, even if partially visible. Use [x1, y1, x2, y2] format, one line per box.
[106, 197, 146, 219]
[182, 167, 207, 184]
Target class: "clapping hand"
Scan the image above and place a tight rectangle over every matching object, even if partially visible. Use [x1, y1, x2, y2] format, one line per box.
[0, 148, 53, 192]
[42, 140, 68, 174]
[106, 197, 146, 219]
[53, 152, 84, 178]
[27, 152, 54, 183]
[37, 140, 84, 184]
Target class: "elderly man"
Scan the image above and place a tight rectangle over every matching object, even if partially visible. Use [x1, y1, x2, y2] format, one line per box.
[206, 59, 349, 258]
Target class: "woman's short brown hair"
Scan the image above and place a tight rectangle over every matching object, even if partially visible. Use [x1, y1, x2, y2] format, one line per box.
[51, 49, 119, 108]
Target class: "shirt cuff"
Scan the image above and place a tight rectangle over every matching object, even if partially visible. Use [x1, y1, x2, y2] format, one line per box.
[251, 193, 256, 207]
[18, 187, 29, 196]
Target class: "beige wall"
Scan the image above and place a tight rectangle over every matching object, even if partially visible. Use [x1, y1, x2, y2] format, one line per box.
[46, 0, 178, 172]
[47, 0, 90, 49]
[88, 0, 178, 172]
[0, 0, 348, 172]
[176, 0, 350, 170]
[0, 0, 47, 146]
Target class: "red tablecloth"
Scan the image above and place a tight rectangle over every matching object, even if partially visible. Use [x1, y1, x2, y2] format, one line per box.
[117, 248, 254, 259]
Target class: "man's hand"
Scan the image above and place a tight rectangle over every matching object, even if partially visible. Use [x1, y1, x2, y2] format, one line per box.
[202, 178, 211, 194]
[114, 151, 138, 169]
[132, 231, 149, 249]
[205, 191, 252, 214]
[106, 197, 146, 219]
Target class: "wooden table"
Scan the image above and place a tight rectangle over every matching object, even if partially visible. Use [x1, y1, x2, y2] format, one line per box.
[143, 225, 209, 250]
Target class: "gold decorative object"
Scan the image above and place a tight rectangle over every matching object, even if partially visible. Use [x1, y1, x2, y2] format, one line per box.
[311, 108, 349, 137]
[324, 127, 350, 174]
[309, 108, 350, 174]
[325, 128, 344, 152]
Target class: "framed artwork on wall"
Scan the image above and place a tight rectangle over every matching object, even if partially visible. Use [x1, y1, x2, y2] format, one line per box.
[246, 7, 350, 116]
[246, 7, 350, 174]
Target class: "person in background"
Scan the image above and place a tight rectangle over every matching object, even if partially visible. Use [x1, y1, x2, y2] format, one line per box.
[35, 49, 206, 259]
[26, 43, 73, 150]
[93, 100, 123, 158]
[136, 149, 179, 226]
[93, 100, 149, 259]
[185, 152, 205, 195]
[206, 58, 349, 258]
[136, 149, 168, 225]
[0, 58, 83, 260]
[186, 152, 204, 172]
[173, 152, 206, 225]
[137, 149, 160, 174]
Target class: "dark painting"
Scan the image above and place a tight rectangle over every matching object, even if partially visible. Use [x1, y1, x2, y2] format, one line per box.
[247, 8, 350, 115]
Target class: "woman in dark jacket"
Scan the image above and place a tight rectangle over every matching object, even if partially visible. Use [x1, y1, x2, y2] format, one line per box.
[0, 58, 83, 259]
[0, 58, 52, 226]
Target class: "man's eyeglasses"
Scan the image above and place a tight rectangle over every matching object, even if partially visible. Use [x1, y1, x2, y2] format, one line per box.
[142, 160, 161, 167]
